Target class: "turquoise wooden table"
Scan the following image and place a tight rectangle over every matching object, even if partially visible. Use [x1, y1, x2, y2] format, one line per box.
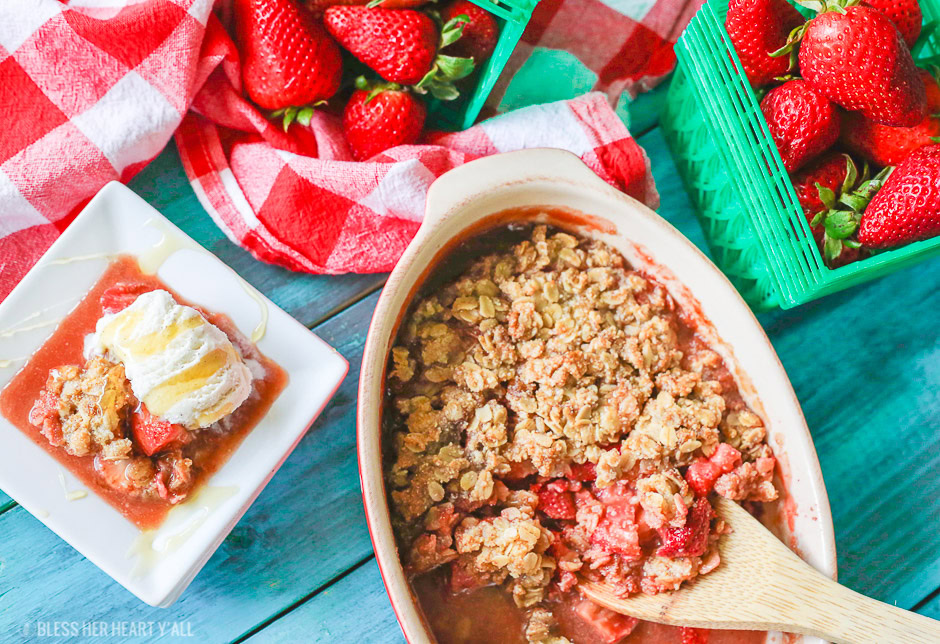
[1, 80, 938, 643]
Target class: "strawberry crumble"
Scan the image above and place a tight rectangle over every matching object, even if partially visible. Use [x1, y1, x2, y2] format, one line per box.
[384, 223, 777, 643]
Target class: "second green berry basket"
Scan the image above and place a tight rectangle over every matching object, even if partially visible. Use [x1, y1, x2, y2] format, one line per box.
[660, 0, 940, 311]
[427, 0, 539, 131]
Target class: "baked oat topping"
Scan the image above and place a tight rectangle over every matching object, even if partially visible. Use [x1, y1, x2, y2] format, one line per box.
[29, 356, 135, 461]
[383, 223, 778, 643]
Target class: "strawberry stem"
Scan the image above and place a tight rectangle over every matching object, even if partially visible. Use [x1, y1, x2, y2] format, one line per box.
[813, 164, 891, 265]
[440, 15, 470, 48]
[792, 0, 860, 13]
[770, 22, 809, 73]
[270, 101, 326, 131]
[413, 54, 475, 101]
[354, 76, 405, 103]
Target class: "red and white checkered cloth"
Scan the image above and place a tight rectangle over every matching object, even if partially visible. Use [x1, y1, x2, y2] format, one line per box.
[0, 0, 219, 301]
[1, 0, 700, 301]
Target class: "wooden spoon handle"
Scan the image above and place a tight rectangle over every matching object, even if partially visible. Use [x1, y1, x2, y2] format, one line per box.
[783, 568, 940, 644]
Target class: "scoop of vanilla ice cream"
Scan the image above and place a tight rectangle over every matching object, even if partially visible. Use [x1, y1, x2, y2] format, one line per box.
[86, 290, 252, 429]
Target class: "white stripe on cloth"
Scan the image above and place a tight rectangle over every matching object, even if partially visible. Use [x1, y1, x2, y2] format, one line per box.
[71, 71, 180, 174]
[594, 0, 659, 21]
[0, 169, 49, 237]
[219, 167, 262, 231]
[358, 159, 433, 224]
[0, 0, 62, 53]
[480, 102, 595, 155]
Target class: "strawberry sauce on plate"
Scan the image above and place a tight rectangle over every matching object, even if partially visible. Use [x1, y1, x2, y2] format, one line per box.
[0, 256, 287, 529]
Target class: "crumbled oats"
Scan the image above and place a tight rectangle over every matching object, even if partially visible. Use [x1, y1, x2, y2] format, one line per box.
[721, 409, 768, 459]
[30, 357, 135, 460]
[390, 347, 415, 383]
[637, 470, 694, 530]
[383, 223, 779, 634]
[641, 555, 701, 593]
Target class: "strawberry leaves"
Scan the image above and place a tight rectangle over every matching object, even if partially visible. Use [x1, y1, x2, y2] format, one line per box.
[414, 15, 475, 100]
[440, 13, 470, 47]
[415, 54, 475, 100]
[810, 162, 893, 264]
[270, 104, 322, 131]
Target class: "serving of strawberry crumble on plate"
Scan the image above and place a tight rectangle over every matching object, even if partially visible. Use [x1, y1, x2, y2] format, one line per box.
[0, 183, 349, 607]
[1, 256, 288, 529]
[383, 223, 780, 643]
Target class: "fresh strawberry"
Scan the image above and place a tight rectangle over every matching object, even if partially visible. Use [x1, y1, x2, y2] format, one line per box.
[441, 0, 498, 63]
[805, 161, 891, 264]
[788, 3, 926, 127]
[535, 480, 577, 520]
[794, 153, 852, 212]
[842, 68, 940, 166]
[792, 152, 863, 266]
[859, 144, 940, 247]
[325, 6, 474, 97]
[305, 0, 428, 16]
[761, 79, 841, 171]
[234, 0, 342, 127]
[343, 77, 427, 160]
[132, 404, 186, 456]
[791, 152, 859, 268]
[725, 0, 805, 88]
[864, 0, 922, 48]
[792, 152, 856, 239]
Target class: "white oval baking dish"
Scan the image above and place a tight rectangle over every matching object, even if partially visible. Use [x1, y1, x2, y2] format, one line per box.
[357, 148, 836, 644]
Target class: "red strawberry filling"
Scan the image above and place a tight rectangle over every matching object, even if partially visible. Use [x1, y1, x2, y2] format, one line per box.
[131, 404, 186, 456]
[100, 282, 153, 314]
[534, 479, 578, 520]
[680, 626, 711, 644]
[685, 443, 742, 497]
[568, 461, 597, 482]
[28, 389, 63, 444]
[590, 484, 642, 560]
[449, 554, 494, 593]
[573, 599, 640, 644]
[657, 497, 714, 558]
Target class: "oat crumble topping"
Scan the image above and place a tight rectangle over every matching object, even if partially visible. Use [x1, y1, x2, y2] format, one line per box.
[383, 224, 778, 643]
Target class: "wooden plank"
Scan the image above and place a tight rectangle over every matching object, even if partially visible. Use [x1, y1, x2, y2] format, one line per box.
[0, 292, 381, 642]
[247, 558, 404, 644]
[758, 273, 940, 608]
[127, 144, 386, 329]
[917, 590, 940, 620]
[640, 128, 708, 253]
[623, 81, 668, 137]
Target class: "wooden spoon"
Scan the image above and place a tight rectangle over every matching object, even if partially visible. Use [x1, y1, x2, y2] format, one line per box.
[580, 496, 940, 644]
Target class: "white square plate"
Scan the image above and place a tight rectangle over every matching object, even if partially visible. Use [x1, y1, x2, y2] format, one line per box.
[0, 182, 348, 607]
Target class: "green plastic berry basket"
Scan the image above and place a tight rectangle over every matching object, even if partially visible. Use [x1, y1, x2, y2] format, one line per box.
[426, 0, 539, 130]
[660, 0, 940, 311]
